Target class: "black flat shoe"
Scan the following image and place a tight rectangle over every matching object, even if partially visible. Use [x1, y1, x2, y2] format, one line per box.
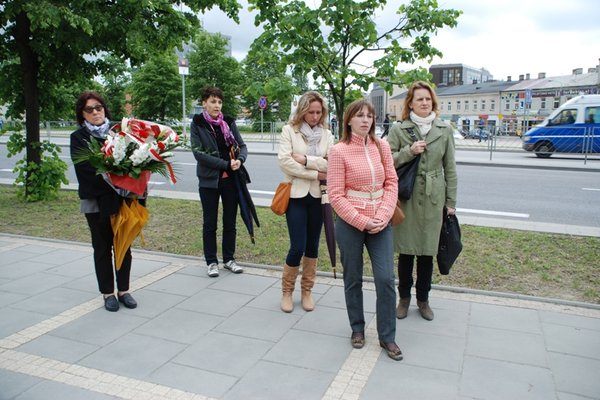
[104, 295, 119, 312]
[379, 341, 403, 361]
[351, 331, 365, 349]
[118, 293, 137, 309]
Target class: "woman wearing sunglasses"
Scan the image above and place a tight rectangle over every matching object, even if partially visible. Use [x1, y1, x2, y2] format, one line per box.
[70, 91, 139, 312]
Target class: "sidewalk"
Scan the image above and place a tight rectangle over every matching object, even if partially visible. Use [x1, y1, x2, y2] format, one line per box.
[1, 233, 599, 400]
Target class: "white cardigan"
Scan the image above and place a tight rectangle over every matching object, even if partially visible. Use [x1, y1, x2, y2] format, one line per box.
[277, 124, 334, 199]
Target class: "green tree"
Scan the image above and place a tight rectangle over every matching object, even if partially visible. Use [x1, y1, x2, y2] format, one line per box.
[98, 54, 133, 121]
[186, 30, 243, 118]
[248, 0, 461, 123]
[0, 0, 240, 200]
[129, 53, 183, 121]
[242, 43, 297, 125]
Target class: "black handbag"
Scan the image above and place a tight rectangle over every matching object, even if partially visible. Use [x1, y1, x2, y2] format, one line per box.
[396, 155, 420, 200]
[437, 208, 462, 275]
[396, 127, 420, 201]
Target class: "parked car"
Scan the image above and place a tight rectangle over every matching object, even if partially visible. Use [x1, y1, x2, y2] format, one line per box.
[464, 128, 490, 140]
[452, 128, 465, 141]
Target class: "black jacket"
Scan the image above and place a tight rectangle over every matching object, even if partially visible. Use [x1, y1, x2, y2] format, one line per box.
[70, 126, 121, 216]
[190, 114, 248, 189]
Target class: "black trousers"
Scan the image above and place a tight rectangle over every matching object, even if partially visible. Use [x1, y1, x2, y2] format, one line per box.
[199, 177, 238, 265]
[85, 212, 131, 295]
[397, 254, 433, 302]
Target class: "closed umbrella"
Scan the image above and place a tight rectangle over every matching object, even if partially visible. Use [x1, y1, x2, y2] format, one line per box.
[320, 180, 337, 278]
[111, 198, 148, 270]
[230, 148, 260, 244]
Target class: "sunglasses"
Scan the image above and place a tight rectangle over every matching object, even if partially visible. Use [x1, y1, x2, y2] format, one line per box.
[83, 104, 104, 113]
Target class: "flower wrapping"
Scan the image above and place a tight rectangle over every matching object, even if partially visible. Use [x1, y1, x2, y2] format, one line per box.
[108, 170, 151, 196]
[74, 118, 180, 195]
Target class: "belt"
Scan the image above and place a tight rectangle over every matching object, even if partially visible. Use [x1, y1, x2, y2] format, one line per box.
[347, 188, 384, 199]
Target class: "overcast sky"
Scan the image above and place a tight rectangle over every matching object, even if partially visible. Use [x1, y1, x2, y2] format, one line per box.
[199, 0, 600, 81]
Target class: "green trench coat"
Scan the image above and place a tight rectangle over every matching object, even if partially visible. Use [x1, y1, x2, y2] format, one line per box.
[387, 119, 457, 256]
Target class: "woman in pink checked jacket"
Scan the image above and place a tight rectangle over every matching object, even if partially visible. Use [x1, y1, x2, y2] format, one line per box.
[327, 99, 402, 361]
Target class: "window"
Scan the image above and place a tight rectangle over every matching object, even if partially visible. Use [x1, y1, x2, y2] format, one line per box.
[481, 100, 486, 111]
[448, 102, 451, 111]
[541, 98, 546, 109]
[549, 108, 577, 125]
[585, 107, 600, 123]
[473, 100, 478, 111]
[553, 97, 560, 109]
[465, 100, 469, 111]
[457, 101, 461, 111]
[490, 100, 495, 111]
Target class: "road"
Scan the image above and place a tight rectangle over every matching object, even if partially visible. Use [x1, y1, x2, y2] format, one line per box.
[1, 140, 599, 228]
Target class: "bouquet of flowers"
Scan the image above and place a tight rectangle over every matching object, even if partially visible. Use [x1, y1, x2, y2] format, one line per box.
[75, 118, 180, 195]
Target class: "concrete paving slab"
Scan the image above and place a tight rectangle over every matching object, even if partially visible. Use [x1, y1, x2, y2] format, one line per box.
[214, 307, 300, 342]
[207, 273, 277, 296]
[144, 272, 210, 297]
[460, 356, 556, 400]
[0, 307, 48, 337]
[0, 260, 56, 279]
[222, 360, 334, 400]
[547, 353, 600, 399]
[469, 302, 542, 334]
[396, 304, 470, 338]
[466, 325, 548, 367]
[148, 361, 238, 399]
[51, 310, 149, 346]
[362, 363, 460, 400]
[0, 370, 43, 400]
[78, 333, 186, 380]
[0, 271, 76, 296]
[0, 291, 28, 308]
[293, 304, 361, 338]
[263, 329, 350, 373]
[18, 333, 99, 364]
[542, 323, 600, 359]
[133, 308, 224, 344]
[9, 287, 96, 316]
[176, 287, 255, 317]
[172, 331, 273, 377]
[397, 329, 466, 373]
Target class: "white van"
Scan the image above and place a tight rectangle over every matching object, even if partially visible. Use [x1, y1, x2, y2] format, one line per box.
[522, 94, 600, 157]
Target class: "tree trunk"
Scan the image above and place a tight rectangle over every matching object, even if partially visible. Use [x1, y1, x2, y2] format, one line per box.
[14, 11, 41, 198]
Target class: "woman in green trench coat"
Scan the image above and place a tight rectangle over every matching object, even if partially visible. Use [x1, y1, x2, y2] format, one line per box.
[387, 81, 457, 321]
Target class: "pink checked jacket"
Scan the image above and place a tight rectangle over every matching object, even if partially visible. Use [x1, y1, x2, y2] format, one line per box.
[328, 134, 398, 231]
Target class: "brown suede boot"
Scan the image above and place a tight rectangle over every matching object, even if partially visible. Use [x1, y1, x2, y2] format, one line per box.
[301, 257, 317, 311]
[396, 297, 411, 319]
[417, 300, 434, 321]
[281, 264, 299, 313]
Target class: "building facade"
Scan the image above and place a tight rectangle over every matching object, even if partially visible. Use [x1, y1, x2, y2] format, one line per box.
[383, 65, 600, 135]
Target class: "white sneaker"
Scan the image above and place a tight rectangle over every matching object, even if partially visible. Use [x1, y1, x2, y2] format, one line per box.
[223, 260, 243, 274]
[207, 263, 219, 277]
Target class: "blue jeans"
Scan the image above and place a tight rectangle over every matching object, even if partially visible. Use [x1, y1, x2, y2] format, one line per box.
[199, 177, 238, 265]
[284, 195, 323, 266]
[336, 218, 396, 343]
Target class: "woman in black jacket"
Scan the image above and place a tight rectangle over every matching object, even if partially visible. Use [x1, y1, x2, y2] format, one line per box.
[190, 86, 248, 278]
[70, 91, 138, 312]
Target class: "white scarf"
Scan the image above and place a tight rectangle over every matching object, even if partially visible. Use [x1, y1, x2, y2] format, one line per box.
[300, 122, 323, 156]
[409, 111, 436, 137]
[84, 118, 111, 139]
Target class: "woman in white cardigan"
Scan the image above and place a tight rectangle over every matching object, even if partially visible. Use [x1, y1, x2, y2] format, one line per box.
[277, 91, 334, 313]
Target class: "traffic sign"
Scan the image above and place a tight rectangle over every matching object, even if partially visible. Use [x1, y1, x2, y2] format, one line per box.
[178, 58, 189, 75]
[259, 96, 268, 110]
